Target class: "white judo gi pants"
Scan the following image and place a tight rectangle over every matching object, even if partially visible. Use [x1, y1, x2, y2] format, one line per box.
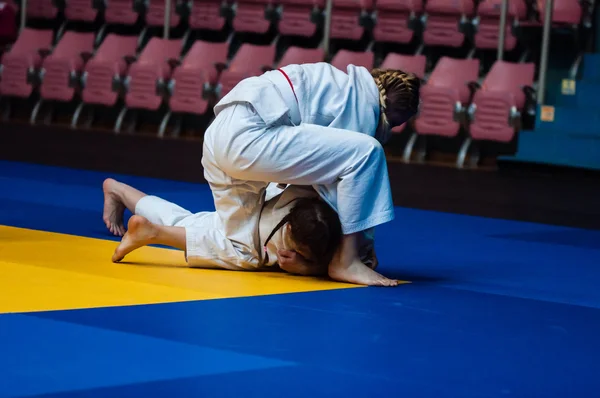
[202, 102, 395, 263]
[134, 195, 260, 270]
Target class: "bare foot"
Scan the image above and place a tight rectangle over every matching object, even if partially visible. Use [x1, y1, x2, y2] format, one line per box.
[329, 259, 399, 287]
[103, 178, 126, 236]
[112, 215, 157, 262]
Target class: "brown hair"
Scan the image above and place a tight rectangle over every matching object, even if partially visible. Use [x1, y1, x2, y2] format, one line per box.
[370, 68, 421, 131]
[287, 197, 343, 269]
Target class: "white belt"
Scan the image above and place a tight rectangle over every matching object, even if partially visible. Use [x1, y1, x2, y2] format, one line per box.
[263, 69, 302, 126]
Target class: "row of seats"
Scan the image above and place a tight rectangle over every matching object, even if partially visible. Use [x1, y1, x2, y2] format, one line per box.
[0, 27, 536, 168]
[13, 0, 587, 50]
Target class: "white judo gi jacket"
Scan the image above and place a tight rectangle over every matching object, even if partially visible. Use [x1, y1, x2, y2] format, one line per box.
[197, 62, 393, 269]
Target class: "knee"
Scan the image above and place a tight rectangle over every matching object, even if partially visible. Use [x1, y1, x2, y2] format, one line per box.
[353, 134, 385, 164]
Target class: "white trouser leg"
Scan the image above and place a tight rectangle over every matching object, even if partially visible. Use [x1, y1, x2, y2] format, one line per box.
[134, 195, 194, 226]
[203, 103, 395, 236]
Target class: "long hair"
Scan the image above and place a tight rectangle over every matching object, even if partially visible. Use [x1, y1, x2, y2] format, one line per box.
[287, 197, 343, 268]
[370, 68, 421, 134]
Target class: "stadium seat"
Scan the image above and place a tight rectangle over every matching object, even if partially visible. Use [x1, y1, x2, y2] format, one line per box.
[71, 34, 138, 128]
[0, 1, 17, 47]
[0, 28, 53, 121]
[473, 0, 527, 52]
[145, 0, 181, 28]
[278, 0, 324, 37]
[188, 0, 231, 32]
[277, 46, 324, 66]
[166, 40, 229, 132]
[233, 0, 276, 34]
[29, 31, 95, 123]
[461, 60, 535, 167]
[114, 37, 183, 133]
[537, 0, 582, 26]
[26, 0, 59, 20]
[372, 0, 422, 45]
[218, 43, 276, 97]
[379, 53, 426, 134]
[405, 56, 480, 162]
[103, 0, 141, 26]
[330, 0, 374, 41]
[64, 0, 99, 24]
[422, 0, 475, 48]
[330, 49, 374, 70]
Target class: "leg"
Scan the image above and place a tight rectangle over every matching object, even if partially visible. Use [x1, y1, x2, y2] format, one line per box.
[103, 178, 195, 237]
[112, 215, 186, 262]
[204, 105, 397, 286]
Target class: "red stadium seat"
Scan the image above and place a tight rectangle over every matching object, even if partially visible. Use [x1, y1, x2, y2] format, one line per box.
[474, 0, 527, 51]
[70, 34, 138, 128]
[372, 0, 422, 45]
[405, 56, 480, 162]
[233, 0, 275, 34]
[461, 60, 535, 167]
[188, 0, 231, 31]
[330, 49, 373, 70]
[278, 0, 324, 38]
[330, 0, 374, 41]
[277, 46, 324, 66]
[64, 0, 99, 23]
[219, 43, 276, 97]
[0, 28, 54, 111]
[114, 37, 183, 132]
[104, 0, 141, 26]
[422, 0, 475, 48]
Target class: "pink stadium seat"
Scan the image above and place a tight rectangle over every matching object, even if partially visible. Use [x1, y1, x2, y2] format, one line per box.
[188, 0, 230, 31]
[330, 0, 374, 41]
[123, 37, 183, 111]
[37, 31, 95, 102]
[373, 0, 422, 45]
[379, 53, 426, 134]
[64, 0, 99, 23]
[0, 28, 54, 98]
[80, 34, 138, 107]
[146, 0, 180, 27]
[468, 60, 534, 143]
[104, 0, 140, 25]
[0, 1, 17, 47]
[169, 40, 229, 115]
[278, 0, 324, 37]
[219, 43, 276, 97]
[330, 49, 374, 70]
[474, 0, 527, 51]
[26, 0, 59, 20]
[422, 0, 475, 48]
[414, 56, 479, 136]
[233, 0, 274, 34]
[537, 0, 582, 25]
[277, 46, 324, 66]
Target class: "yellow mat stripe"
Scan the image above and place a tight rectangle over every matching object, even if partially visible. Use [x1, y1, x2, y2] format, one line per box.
[0, 226, 365, 314]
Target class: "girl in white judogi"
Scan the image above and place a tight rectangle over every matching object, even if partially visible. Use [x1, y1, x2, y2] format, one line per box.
[103, 178, 378, 276]
[105, 63, 420, 286]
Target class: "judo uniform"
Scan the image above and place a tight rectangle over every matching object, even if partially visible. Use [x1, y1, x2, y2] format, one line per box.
[200, 62, 394, 266]
[134, 185, 320, 270]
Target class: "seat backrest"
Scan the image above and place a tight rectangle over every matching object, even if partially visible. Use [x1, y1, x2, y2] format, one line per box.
[379, 53, 426, 79]
[278, 47, 324, 67]
[9, 28, 53, 55]
[138, 37, 182, 64]
[52, 31, 96, 57]
[481, 60, 535, 94]
[537, 0, 581, 24]
[333, 0, 373, 9]
[331, 50, 374, 70]
[375, 0, 422, 12]
[476, 0, 527, 18]
[427, 57, 479, 88]
[426, 0, 474, 14]
[229, 44, 276, 71]
[95, 34, 138, 61]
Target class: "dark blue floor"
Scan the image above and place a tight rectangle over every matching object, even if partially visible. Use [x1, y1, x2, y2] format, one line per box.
[1, 160, 600, 397]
